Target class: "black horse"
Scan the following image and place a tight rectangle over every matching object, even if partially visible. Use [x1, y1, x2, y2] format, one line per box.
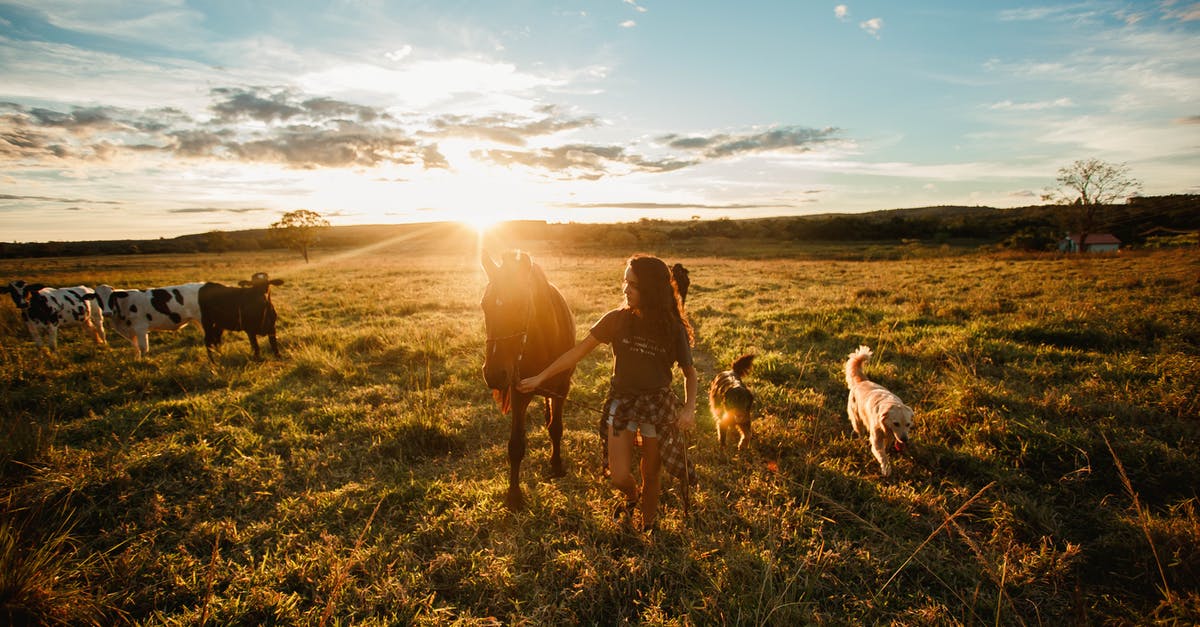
[480, 250, 576, 509]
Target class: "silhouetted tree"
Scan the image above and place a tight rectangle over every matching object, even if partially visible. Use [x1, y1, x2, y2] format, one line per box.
[1043, 159, 1141, 252]
[205, 230, 232, 253]
[270, 209, 330, 262]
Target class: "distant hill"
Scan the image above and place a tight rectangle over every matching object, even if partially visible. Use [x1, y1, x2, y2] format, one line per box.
[2, 195, 1196, 259]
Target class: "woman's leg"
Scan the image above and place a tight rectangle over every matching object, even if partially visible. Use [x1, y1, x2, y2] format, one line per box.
[639, 435, 662, 529]
[608, 424, 638, 503]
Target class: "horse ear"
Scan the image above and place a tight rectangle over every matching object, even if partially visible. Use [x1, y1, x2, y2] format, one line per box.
[481, 249, 499, 279]
[516, 251, 532, 271]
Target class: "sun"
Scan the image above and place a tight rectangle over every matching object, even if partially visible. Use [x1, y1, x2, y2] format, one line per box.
[456, 210, 503, 235]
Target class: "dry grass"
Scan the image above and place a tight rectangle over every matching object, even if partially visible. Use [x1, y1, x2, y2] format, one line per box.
[1, 239, 1198, 625]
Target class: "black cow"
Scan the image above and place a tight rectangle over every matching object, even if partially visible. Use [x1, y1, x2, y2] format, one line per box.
[197, 272, 284, 361]
[670, 263, 691, 304]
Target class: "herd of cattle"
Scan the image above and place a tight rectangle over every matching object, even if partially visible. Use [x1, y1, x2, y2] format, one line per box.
[3, 273, 284, 361]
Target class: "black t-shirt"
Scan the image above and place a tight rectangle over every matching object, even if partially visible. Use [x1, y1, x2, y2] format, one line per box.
[589, 308, 693, 394]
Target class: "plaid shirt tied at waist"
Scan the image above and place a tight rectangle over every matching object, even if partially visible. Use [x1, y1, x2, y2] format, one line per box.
[600, 387, 697, 486]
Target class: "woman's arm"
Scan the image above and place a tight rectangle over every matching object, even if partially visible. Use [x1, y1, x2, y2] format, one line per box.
[516, 335, 601, 393]
[677, 363, 698, 431]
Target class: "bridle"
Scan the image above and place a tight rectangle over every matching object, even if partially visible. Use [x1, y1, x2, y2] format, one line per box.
[485, 291, 534, 377]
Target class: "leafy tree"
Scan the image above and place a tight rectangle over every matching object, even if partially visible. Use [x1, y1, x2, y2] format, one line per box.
[270, 209, 330, 262]
[1043, 159, 1141, 252]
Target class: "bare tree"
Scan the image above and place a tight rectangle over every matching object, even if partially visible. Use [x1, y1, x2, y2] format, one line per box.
[1043, 159, 1141, 252]
[270, 209, 330, 262]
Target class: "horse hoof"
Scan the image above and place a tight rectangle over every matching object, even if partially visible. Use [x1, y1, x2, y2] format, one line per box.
[505, 489, 525, 510]
[548, 463, 566, 479]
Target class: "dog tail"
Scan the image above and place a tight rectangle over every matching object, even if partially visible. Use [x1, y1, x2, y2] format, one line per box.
[731, 353, 755, 378]
[845, 345, 872, 387]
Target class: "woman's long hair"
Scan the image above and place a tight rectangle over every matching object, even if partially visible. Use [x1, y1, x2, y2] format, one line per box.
[627, 254, 694, 345]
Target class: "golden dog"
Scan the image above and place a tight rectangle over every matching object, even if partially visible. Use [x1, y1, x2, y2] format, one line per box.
[845, 346, 914, 476]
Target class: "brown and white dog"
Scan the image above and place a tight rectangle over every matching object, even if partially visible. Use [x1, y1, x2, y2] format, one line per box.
[710, 353, 756, 450]
[845, 346, 914, 476]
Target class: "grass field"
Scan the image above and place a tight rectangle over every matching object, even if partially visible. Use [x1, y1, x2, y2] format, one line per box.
[2, 237, 1198, 625]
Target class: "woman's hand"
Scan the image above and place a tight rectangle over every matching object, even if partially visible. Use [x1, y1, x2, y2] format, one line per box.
[516, 375, 542, 394]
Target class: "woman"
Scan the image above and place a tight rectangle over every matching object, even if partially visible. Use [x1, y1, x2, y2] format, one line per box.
[518, 254, 696, 532]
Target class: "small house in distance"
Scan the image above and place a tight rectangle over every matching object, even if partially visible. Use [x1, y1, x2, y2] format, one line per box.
[1060, 233, 1121, 253]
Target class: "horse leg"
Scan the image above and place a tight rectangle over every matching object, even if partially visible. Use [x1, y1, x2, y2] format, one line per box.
[506, 396, 528, 510]
[546, 396, 565, 478]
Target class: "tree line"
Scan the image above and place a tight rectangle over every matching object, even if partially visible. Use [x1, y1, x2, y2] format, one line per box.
[2, 194, 1196, 259]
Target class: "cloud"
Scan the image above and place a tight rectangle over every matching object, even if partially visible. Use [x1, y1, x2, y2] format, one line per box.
[167, 207, 269, 214]
[560, 201, 792, 211]
[385, 45, 413, 62]
[0, 82, 842, 184]
[478, 144, 695, 180]
[619, 20, 637, 28]
[624, 0, 647, 13]
[1159, 2, 1200, 22]
[859, 17, 883, 38]
[988, 97, 1075, 111]
[424, 105, 599, 146]
[0, 88, 459, 169]
[659, 126, 841, 158]
[0, 193, 120, 204]
[835, 5, 849, 21]
[475, 126, 842, 180]
[1177, 115, 1200, 125]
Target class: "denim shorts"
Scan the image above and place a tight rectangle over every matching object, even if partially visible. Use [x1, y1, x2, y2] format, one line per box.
[605, 398, 658, 439]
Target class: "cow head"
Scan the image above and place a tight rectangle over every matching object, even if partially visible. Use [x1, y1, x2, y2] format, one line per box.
[238, 272, 285, 291]
[85, 284, 129, 318]
[4, 281, 44, 309]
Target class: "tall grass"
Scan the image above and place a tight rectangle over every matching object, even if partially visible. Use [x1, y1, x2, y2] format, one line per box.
[1, 243, 1198, 624]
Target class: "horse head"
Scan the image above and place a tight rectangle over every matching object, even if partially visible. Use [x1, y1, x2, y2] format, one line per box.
[480, 249, 537, 413]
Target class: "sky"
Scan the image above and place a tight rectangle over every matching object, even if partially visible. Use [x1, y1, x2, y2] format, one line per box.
[1, 1, 1198, 243]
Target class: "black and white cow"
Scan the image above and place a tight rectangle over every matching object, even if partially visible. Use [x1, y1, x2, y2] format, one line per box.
[4, 280, 107, 350]
[88, 283, 204, 358]
[197, 272, 284, 361]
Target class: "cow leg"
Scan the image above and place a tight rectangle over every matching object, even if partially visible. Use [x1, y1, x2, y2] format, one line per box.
[204, 326, 222, 362]
[267, 333, 280, 357]
[89, 319, 106, 345]
[90, 309, 107, 345]
[546, 396, 565, 478]
[24, 321, 39, 348]
[246, 333, 262, 360]
[506, 393, 529, 510]
[47, 326, 59, 350]
[135, 332, 149, 359]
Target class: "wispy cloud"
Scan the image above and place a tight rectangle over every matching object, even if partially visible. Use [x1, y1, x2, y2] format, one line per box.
[167, 206, 269, 214]
[1161, 2, 1200, 22]
[0, 193, 120, 204]
[619, 20, 637, 28]
[998, 5, 1096, 22]
[859, 17, 883, 38]
[659, 126, 841, 158]
[560, 201, 790, 211]
[835, 5, 849, 21]
[478, 144, 694, 180]
[988, 97, 1075, 111]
